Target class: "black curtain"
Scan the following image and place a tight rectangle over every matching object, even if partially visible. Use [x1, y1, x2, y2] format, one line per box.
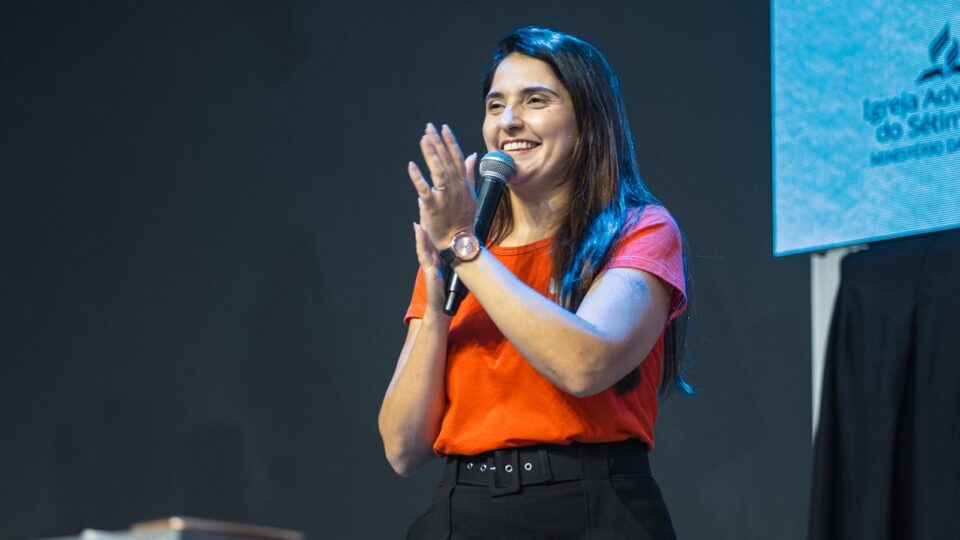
[810, 228, 960, 540]
[2, 2, 810, 538]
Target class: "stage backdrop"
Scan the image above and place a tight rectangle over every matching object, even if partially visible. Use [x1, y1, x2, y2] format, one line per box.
[0, 1, 809, 539]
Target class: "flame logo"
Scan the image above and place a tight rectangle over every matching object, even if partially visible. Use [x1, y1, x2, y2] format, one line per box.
[918, 23, 960, 84]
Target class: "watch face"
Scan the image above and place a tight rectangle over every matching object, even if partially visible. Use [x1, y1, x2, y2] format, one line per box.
[453, 233, 479, 260]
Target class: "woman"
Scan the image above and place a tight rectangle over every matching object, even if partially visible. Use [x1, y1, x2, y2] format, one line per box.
[379, 26, 690, 539]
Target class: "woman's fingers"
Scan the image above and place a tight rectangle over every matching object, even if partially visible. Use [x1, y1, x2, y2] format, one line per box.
[419, 134, 448, 190]
[440, 124, 465, 165]
[410, 123, 478, 248]
[413, 223, 431, 265]
[422, 123, 467, 190]
[420, 135, 446, 187]
[413, 223, 441, 278]
[408, 161, 432, 199]
[464, 152, 478, 193]
[414, 223, 446, 310]
[426, 123, 457, 167]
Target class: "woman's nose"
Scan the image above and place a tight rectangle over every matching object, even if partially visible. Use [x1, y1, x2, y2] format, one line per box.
[499, 105, 522, 130]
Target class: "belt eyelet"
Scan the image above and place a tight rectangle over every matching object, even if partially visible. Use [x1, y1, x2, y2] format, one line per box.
[505, 464, 513, 473]
[524, 462, 533, 471]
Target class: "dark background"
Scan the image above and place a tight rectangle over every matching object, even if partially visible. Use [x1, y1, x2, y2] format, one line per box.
[0, 1, 810, 538]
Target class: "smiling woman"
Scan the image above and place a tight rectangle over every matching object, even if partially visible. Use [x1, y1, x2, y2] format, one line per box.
[482, 54, 578, 201]
[378, 26, 691, 539]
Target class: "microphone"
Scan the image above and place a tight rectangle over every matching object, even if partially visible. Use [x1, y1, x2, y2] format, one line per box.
[443, 150, 516, 315]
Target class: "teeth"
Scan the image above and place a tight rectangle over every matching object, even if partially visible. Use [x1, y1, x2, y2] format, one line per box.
[503, 141, 537, 151]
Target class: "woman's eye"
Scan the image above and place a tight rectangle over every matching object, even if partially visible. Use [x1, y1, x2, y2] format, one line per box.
[527, 95, 548, 106]
[486, 102, 504, 112]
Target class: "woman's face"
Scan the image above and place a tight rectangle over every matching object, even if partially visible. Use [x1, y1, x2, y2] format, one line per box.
[482, 53, 578, 193]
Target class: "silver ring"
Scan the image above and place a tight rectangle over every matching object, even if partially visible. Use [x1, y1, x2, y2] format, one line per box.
[432, 184, 448, 191]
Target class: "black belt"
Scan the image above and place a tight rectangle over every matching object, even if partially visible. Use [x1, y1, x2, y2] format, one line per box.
[444, 439, 650, 497]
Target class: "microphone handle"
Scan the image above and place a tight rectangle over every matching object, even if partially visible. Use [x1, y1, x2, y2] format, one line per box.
[442, 273, 465, 315]
[443, 178, 507, 316]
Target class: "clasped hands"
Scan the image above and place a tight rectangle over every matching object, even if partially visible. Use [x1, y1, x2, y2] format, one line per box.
[408, 123, 479, 313]
[408, 123, 478, 249]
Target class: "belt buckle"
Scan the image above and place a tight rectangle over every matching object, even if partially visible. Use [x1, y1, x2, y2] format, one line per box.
[488, 448, 521, 496]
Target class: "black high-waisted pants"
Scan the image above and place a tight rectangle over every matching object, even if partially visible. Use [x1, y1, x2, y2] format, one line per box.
[407, 440, 676, 540]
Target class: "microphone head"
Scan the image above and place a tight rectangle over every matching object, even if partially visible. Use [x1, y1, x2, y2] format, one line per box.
[478, 150, 516, 183]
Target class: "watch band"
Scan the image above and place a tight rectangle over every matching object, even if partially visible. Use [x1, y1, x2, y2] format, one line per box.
[439, 246, 458, 267]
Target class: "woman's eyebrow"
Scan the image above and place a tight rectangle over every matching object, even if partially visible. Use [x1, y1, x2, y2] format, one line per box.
[485, 85, 560, 101]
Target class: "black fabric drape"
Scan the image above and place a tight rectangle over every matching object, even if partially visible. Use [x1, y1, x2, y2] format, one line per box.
[809, 228, 960, 540]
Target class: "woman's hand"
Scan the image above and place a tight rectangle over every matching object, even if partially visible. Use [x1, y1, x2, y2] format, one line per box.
[412, 222, 449, 316]
[408, 123, 478, 248]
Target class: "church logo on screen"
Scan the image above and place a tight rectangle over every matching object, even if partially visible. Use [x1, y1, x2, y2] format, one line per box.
[861, 20, 960, 167]
[918, 23, 960, 84]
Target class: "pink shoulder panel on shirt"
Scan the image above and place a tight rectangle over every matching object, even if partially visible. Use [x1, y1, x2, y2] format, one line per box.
[605, 205, 687, 320]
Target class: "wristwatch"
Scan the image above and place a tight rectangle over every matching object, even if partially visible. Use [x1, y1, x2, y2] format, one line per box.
[439, 231, 481, 267]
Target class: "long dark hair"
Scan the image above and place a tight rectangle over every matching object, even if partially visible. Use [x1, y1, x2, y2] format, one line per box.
[483, 26, 692, 397]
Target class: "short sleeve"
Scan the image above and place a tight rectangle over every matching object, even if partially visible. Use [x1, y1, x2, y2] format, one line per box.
[606, 205, 687, 320]
[404, 267, 428, 324]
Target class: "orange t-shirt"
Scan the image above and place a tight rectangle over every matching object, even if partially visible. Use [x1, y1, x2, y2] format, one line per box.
[404, 205, 687, 456]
